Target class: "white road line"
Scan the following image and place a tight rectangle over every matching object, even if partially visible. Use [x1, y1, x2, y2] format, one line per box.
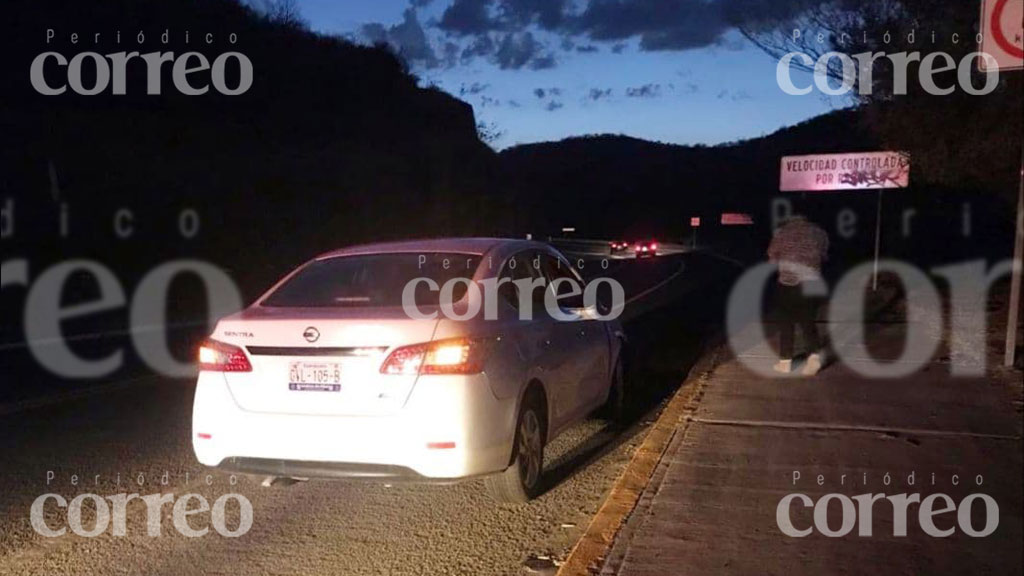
[0, 321, 210, 352]
[625, 263, 688, 306]
[0, 375, 166, 417]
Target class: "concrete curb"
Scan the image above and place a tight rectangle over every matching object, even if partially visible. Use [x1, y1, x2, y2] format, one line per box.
[556, 346, 725, 576]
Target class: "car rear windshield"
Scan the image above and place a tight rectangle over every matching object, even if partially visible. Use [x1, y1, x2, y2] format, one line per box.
[261, 253, 480, 308]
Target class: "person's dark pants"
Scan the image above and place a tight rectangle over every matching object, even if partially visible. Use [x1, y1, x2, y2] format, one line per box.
[775, 283, 822, 360]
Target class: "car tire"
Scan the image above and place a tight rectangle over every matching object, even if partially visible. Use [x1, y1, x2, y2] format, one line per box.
[486, 396, 546, 504]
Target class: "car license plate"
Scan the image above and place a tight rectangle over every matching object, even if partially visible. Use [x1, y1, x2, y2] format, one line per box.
[288, 362, 342, 392]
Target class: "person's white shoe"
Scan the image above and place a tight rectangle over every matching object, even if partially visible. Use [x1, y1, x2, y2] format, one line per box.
[773, 359, 792, 374]
[802, 353, 823, 376]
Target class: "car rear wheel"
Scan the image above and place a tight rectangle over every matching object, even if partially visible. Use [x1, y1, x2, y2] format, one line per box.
[486, 398, 545, 503]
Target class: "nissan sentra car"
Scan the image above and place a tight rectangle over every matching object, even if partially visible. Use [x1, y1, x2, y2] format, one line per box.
[192, 238, 626, 502]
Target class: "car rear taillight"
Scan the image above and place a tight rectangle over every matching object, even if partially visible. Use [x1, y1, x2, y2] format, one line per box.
[198, 340, 252, 372]
[380, 338, 492, 376]
[650, 243, 658, 250]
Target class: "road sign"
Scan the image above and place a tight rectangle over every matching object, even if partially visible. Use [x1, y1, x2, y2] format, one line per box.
[780, 151, 910, 291]
[780, 152, 910, 192]
[980, 0, 1023, 71]
[720, 213, 753, 226]
[690, 217, 701, 227]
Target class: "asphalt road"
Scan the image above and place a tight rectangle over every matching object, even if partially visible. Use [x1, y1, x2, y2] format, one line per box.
[0, 252, 739, 576]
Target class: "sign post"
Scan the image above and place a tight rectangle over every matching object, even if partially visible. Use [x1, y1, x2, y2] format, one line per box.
[1006, 152, 1023, 367]
[980, 0, 1023, 366]
[873, 189, 884, 291]
[780, 151, 910, 291]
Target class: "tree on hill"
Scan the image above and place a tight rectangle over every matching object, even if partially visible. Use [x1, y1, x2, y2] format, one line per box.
[734, 0, 1022, 211]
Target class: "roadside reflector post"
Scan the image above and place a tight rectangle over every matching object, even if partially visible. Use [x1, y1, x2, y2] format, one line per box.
[1006, 152, 1024, 368]
[873, 189, 884, 291]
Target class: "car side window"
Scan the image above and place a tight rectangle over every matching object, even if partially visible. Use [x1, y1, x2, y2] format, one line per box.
[539, 254, 585, 308]
[499, 251, 542, 310]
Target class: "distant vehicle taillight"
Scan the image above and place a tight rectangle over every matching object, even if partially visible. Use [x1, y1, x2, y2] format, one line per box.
[380, 338, 491, 376]
[198, 340, 253, 372]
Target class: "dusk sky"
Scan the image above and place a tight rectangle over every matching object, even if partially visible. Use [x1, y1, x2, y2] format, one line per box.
[293, 0, 848, 149]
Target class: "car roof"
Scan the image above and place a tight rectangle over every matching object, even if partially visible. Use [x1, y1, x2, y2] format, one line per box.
[314, 237, 553, 260]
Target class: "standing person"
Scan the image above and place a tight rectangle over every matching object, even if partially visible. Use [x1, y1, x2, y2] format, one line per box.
[767, 215, 829, 376]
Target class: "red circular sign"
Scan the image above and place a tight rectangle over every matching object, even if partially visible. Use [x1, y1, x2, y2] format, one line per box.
[992, 0, 1024, 59]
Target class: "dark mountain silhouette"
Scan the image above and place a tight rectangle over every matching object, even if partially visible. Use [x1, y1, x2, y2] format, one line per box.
[500, 108, 1016, 265]
[5, 0, 506, 298]
[499, 110, 875, 239]
[3, 0, 1015, 322]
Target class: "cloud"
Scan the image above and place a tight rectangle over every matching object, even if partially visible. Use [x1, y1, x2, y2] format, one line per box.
[545, 100, 564, 111]
[566, 0, 817, 52]
[460, 34, 496, 62]
[439, 0, 570, 34]
[502, 0, 570, 29]
[460, 82, 491, 95]
[572, 0, 730, 51]
[361, 8, 438, 67]
[587, 87, 613, 101]
[494, 31, 555, 69]
[493, 1, 817, 49]
[438, 0, 497, 35]
[626, 83, 662, 98]
[441, 41, 461, 67]
[365, 0, 817, 72]
[716, 88, 752, 101]
[530, 53, 557, 69]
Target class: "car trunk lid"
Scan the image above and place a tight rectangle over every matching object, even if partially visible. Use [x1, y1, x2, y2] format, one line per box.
[213, 306, 439, 416]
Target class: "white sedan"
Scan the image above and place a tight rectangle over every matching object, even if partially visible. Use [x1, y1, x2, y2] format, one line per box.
[192, 238, 626, 502]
